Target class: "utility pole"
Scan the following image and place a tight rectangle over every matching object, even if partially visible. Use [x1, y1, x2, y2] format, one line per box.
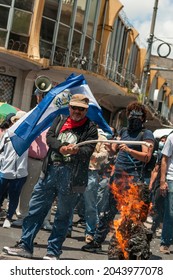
[141, 0, 159, 104]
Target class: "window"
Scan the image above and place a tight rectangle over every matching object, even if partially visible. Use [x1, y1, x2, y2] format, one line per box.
[40, 40, 53, 59]
[60, 1, 73, 26]
[40, 18, 55, 42]
[11, 9, 32, 36]
[43, 0, 58, 20]
[14, 0, 34, 12]
[72, 30, 81, 52]
[0, 0, 12, 5]
[74, 0, 86, 32]
[56, 24, 70, 49]
[0, 74, 16, 104]
[0, 6, 9, 29]
[8, 33, 28, 52]
[0, 30, 7, 47]
[87, 0, 97, 37]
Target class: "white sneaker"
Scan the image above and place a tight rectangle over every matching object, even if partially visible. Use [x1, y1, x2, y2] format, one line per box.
[3, 218, 11, 228]
[146, 216, 153, 224]
[43, 254, 59, 260]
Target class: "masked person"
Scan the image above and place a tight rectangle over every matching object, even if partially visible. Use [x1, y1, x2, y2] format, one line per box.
[3, 94, 98, 260]
[148, 135, 167, 236]
[159, 132, 173, 254]
[82, 101, 155, 256]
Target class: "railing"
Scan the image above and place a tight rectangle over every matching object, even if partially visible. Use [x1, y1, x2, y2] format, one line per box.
[8, 39, 28, 53]
[6, 39, 139, 93]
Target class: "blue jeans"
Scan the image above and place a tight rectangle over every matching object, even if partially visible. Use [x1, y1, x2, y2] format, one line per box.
[0, 176, 27, 219]
[83, 170, 99, 236]
[20, 164, 78, 257]
[161, 180, 173, 246]
[97, 177, 109, 215]
[94, 174, 148, 244]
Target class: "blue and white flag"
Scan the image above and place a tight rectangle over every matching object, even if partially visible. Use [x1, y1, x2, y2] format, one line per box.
[8, 73, 112, 156]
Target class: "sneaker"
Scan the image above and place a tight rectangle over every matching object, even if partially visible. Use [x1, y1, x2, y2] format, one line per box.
[146, 216, 153, 224]
[3, 218, 11, 228]
[3, 243, 32, 258]
[66, 230, 72, 238]
[85, 234, 94, 243]
[0, 209, 6, 219]
[81, 240, 102, 253]
[76, 219, 86, 228]
[43, 254, 59, 260]
[160, 245, 170, 254]
[12, 219, 23, 227]
[42, 221, 53, 231]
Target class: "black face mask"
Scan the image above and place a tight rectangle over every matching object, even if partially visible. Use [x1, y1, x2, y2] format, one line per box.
[128, 117, 143, 132]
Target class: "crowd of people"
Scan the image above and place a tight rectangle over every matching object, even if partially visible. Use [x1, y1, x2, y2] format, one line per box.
[0, 96, 173, 259]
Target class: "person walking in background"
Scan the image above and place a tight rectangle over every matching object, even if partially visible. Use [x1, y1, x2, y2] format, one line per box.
[0, 111, 28, 228]
[97, 127, 117, 216]
[84, 129, 108, 243]
[148, 135, 167, 236]
[159, 132, 173, 254]
[0, 113, 16, 218]
[3, 94, 98, 259]
[13, 128, 52, 230]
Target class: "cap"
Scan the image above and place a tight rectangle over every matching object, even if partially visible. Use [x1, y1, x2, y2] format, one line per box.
[69, 94, 89, 108]
[11, 110, 26, 123]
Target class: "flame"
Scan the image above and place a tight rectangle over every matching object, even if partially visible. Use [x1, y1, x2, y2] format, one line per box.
[110, 173, 150, 259]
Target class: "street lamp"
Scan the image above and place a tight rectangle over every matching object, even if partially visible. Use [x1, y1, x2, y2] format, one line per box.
[141, 0, 159, 104]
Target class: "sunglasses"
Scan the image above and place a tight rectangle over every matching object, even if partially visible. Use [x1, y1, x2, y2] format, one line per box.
[70, 106, 86, 112]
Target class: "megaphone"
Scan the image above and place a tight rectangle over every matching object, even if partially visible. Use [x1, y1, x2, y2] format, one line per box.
[35, 75, 52, 93]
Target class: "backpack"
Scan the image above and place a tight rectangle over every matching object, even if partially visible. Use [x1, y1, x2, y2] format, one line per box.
[120, 128, 156, 178]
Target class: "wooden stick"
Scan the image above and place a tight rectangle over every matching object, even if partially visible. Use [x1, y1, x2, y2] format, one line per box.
[76, 140, 151, 147]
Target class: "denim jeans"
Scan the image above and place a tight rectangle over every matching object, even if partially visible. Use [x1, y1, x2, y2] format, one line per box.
[83, 170, 99, 236]
[97, 177, 109, 215]
[0, 176, 27, 219]
[20, 164, 78, 256]
[160, 180, 173, 246]
[94, 174, 146, 244]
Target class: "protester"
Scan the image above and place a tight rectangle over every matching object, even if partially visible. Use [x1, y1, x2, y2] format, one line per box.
[67, 129, 108, 241]
[0, 113, 16, 218]
[82, 101, 154, 253]
[148, 135, 167, 236]
[3, 93, 98, 259]
[0, 111, 28, 228]
[84, 129, 108, 243]
[12, 128, 52, 230]
[97, 127, 117, 215]
[159, 132, 173, 254]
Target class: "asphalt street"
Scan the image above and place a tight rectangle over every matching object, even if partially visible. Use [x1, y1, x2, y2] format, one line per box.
[0, 213, 173, 261]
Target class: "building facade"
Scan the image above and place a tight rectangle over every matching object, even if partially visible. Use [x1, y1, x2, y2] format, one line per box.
[0, 0, 172, 130]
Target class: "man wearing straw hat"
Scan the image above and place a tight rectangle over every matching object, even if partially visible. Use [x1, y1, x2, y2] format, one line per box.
[3, 94, 98, 259]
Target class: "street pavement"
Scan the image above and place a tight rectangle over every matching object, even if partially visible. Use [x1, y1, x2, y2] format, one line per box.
[0, 213, 173, 261]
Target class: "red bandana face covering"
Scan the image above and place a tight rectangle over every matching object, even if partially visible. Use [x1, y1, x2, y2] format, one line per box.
[59, 117, 87, 133]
